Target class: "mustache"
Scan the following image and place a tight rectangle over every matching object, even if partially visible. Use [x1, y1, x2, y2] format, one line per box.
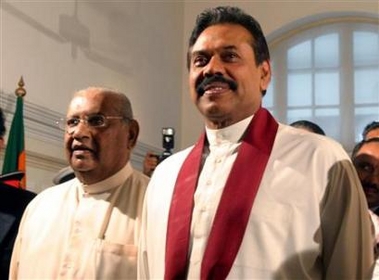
[71, 144, 94, 153]
[196, 75, 238, 95]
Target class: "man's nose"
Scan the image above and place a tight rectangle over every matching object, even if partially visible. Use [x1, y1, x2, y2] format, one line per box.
[69, 120, 91, 138]
[204, 56, 225, 77]
[365, 169, 379, 187]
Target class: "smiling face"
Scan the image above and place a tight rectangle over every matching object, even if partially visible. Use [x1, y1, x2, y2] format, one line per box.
[188, 24, 271, 129]
[64, 89, 138, 184]
[353, 141, 379, 208]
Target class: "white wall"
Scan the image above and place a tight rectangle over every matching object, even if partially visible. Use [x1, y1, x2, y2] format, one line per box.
[0, 1, 184, 192]
[180, 1, 379, 148]
[0, 1, 377, 193]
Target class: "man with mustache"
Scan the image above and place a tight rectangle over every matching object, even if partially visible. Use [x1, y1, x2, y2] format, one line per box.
[10, 87, 149, 279]
[139, 6, 374, 279]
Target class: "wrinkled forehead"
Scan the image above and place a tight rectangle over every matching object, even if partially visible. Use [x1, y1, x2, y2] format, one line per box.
[67, 91, 114, 116]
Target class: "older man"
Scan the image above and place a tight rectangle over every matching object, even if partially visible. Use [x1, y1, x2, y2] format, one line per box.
[139, 6, 374, 279]
[10, 87, 149, 279]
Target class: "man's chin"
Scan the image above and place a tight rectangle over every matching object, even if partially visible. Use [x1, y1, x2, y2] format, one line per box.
[70, 159, 96, 172]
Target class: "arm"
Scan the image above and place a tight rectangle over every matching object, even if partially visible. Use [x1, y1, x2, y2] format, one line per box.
[321, 159, 374, 279]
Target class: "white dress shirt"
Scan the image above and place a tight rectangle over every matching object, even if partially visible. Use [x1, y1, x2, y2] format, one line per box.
[10, 162, 148, 279]
[139, 116, 374, 279]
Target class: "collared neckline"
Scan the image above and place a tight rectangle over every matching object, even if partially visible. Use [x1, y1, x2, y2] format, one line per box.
[78, 162, 132, 195]
[206, 115, 253, 147]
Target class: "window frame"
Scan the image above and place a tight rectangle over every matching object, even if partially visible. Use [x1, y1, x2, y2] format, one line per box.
[264, 13, 379, 151]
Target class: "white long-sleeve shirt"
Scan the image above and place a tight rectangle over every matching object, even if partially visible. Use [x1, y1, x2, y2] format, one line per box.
[10, 162, 148, 279]
[139, 117, 374, 279]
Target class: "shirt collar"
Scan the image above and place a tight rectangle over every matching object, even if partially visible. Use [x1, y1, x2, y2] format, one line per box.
[79, 162, 132, 195]
[206, 115, 253, 147]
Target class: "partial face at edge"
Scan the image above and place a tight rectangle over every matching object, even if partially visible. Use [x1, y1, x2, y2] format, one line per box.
[354, 141, 379, 208]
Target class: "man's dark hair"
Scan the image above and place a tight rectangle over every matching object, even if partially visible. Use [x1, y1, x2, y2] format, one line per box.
[0, 108, 6, 138]
[362, 121, 379, 139]
[290, 120, 326, 136]
[351, 137, 379, 159]
[187, 6, 270, 71]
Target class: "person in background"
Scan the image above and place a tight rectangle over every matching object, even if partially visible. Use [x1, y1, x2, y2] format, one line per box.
[10, 87, 149, 279]
[352, 138, 379, 278]
[143, 152, 159, 177]
[353, 138, 379, 216]
[363, 121, 379, 140]
[289, 119, 326, 136]
[138, 6, 374, 279]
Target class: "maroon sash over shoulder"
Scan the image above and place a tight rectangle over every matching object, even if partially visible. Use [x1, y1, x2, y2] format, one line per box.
[165, 108, 278, 280]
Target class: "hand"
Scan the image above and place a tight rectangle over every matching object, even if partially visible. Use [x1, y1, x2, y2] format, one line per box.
[143, 152, 159, 177]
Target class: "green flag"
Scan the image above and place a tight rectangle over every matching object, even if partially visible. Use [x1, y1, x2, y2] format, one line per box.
[2, 96, 26, 188]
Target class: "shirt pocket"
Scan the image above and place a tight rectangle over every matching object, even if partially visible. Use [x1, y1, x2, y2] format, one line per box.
[95, 240, 137, 279]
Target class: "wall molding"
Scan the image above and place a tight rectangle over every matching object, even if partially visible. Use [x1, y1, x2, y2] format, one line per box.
[1, 91, 64, 146]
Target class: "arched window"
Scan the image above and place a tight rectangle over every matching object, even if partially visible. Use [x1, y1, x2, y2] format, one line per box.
[264, 13, 379, 151]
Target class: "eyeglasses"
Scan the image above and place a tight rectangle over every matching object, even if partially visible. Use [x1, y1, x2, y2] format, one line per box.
[56, 114, 128, 133]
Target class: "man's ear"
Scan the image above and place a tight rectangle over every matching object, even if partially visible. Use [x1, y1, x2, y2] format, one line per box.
[127, 119, 139, 149]
[260, 60, 271, 92]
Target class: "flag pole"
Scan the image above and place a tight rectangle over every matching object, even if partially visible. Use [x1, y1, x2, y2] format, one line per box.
[15, 76, 26, 98]
[1, 77, 27, 188]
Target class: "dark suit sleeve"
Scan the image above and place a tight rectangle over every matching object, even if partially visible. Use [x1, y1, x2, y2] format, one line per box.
[0, 183, 36, 279]
[321, 160, 375, 279]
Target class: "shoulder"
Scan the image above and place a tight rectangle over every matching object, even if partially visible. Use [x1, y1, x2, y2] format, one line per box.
[156, 146, 193, 169]
[129, 169, 150, 191]
[276, 123, 349, 163]
[18, 178, 78, 227]
[146, 146, 194, 196]
[271, 123, 353, 184]
[26, 178, 78, 210]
